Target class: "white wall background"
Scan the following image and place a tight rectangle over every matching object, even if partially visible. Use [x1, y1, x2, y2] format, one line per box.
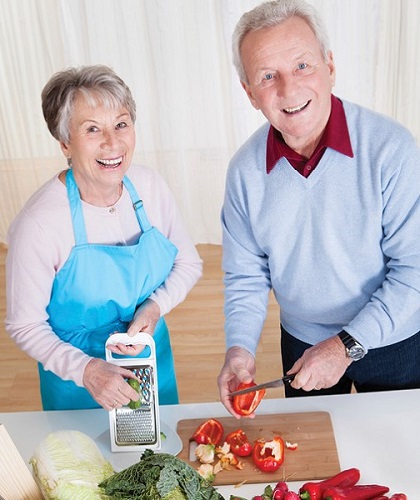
[0, 0, 419, 244]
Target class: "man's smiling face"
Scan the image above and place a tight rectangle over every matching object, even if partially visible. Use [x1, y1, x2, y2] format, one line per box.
[240, 15, 336, 157]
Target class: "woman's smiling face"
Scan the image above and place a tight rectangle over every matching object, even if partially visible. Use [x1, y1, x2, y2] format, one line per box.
[60, 92, 136, 198]
[240, 16, 335, 156]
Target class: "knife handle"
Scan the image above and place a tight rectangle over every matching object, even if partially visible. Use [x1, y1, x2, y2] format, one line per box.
[283, 374, 296, 384]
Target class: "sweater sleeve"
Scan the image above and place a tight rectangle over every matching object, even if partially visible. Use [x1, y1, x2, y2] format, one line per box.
[5, 186, 92, 387]
[344, 130, 420, 349]
[130, 166, 203, 316]
[221, 153, 272, 356]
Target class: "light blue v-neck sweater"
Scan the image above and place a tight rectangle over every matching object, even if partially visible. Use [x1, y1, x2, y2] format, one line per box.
[222, 100, 420, 354]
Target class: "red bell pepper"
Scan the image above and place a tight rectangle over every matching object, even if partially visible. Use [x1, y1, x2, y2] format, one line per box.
[232, 382, 266, 416]
[225, 429, 253, 457]
[252, 436, 284, 472]
[192, 418, 224, 445]
[322, 484, 390, 500]
[299, 468, 361, 500]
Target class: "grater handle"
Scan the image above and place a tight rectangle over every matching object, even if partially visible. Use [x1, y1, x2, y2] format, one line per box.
[105, 332, 157, 364]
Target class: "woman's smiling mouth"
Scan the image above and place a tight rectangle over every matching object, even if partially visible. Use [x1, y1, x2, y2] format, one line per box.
[96, 156, 123, 168]
[283, 100, 310, 114]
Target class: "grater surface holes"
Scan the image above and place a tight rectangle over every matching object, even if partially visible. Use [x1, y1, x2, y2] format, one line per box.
[115, 408, 157, 444]
[133, 366, 153, 405]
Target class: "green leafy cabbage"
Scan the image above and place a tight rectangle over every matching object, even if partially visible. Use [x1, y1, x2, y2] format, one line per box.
[30, 430, 114, 499]
[99, 449, 224, 500]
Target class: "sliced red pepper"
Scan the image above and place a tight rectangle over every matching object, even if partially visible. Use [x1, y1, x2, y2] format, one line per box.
[299, 468, 361, 500]
[192, 418, 224, 445]
[225, 429, 253, 457]
[232, 382, 266, 416]
[322, 484, 390, 500]
[252, 436, 284, 473]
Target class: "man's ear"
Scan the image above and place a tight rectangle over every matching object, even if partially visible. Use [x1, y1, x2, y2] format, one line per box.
[326, 50, 336, 87]
[241, 81, 260, 110]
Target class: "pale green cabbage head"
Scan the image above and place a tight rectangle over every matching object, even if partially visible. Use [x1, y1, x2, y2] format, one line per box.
[30, 430, 114, 499]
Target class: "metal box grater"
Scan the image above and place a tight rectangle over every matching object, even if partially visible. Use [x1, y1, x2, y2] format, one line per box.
[105, 332, 161, 452]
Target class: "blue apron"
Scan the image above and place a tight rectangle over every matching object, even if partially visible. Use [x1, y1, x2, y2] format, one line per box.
[39, 169, 179, 410]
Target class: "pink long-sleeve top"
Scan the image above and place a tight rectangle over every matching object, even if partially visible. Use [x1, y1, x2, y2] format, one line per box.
[5, 164, 202, 387]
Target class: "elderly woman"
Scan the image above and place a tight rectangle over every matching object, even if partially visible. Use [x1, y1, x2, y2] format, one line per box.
[5, 65, 202, 411]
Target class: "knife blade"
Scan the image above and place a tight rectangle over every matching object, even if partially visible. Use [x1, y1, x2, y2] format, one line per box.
[228, 374, 295, 397]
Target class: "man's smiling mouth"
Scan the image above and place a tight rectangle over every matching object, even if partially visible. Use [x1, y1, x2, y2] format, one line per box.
[283, 100, 310, 114]
[96, 156, 123, 168]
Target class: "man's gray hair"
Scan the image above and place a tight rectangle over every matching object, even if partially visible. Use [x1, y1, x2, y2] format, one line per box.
[41, 65, 136, 144]
[232, 0, 330, 83]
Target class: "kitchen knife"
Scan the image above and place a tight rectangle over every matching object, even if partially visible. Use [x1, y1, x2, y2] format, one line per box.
[228, 374, 295, 397]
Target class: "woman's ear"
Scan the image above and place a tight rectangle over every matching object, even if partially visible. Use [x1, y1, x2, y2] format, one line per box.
[59, 142, 72, 166]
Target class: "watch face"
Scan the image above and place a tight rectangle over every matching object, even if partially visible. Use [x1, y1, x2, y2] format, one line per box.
[348, 345, 366, 361]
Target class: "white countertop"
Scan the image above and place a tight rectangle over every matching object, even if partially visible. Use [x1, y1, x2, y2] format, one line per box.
[1, 389, 418, 498]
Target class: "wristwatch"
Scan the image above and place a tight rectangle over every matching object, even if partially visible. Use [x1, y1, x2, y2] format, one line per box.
[338, 331, 367, 361]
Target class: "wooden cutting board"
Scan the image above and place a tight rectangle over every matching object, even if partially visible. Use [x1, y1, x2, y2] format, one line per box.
[177, 411, 340, 485]
[0, 424, 43, 499]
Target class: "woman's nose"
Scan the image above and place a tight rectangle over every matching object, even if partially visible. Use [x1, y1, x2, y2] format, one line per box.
[102, 130, 118, 147]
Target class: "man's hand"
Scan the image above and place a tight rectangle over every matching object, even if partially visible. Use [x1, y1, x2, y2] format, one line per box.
[217, 346, 256, 419]
[83, 358, 140, 411]
[287, 335, 351, 391]
[106, 299, 161, 356]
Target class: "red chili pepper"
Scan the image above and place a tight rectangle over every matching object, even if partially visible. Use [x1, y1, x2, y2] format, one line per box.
[299, 468, 361, 500]
[252, 436, 284, 473]
[370, 496, 406, 500]
[232, 382, 266, 416]
[192, 418, 224, 445]
[322, 484, 390, 500]
[225, 429, 253, 457]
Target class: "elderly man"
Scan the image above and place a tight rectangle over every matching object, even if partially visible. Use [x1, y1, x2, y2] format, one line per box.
[218, 0, 420, 417]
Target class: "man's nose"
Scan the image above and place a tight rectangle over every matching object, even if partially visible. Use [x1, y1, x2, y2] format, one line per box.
[277, 73, 296, 98]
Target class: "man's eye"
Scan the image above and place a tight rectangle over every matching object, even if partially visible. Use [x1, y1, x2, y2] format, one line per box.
[297, 62, 308, 70]
[263, 73, 274, 81]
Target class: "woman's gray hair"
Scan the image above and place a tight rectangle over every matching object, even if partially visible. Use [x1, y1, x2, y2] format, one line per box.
[41, 65, 136, 143]
[232, 0, 330, 83]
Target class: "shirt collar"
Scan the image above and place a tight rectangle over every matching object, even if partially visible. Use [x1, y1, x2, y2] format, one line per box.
[266, 95, 354, 174]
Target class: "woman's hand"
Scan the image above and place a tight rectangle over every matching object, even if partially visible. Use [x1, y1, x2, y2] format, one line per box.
[83, 358, 140, 411]
[106, 299, 161, 356]
[217, 346, 256, 419]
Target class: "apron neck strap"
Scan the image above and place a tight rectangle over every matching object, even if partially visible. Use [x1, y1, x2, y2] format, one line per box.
[66, 169, 88, 245]
[122, 175, 152, 232]
[65, 170, 153, 245]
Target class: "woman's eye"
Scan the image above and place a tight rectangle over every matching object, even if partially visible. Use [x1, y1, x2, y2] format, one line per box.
[116, 122, 128, 129]
[87, 126, 98, 133]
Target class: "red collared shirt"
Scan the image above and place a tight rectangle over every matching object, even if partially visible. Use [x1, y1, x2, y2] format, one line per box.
[266, 95, 354, 176]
